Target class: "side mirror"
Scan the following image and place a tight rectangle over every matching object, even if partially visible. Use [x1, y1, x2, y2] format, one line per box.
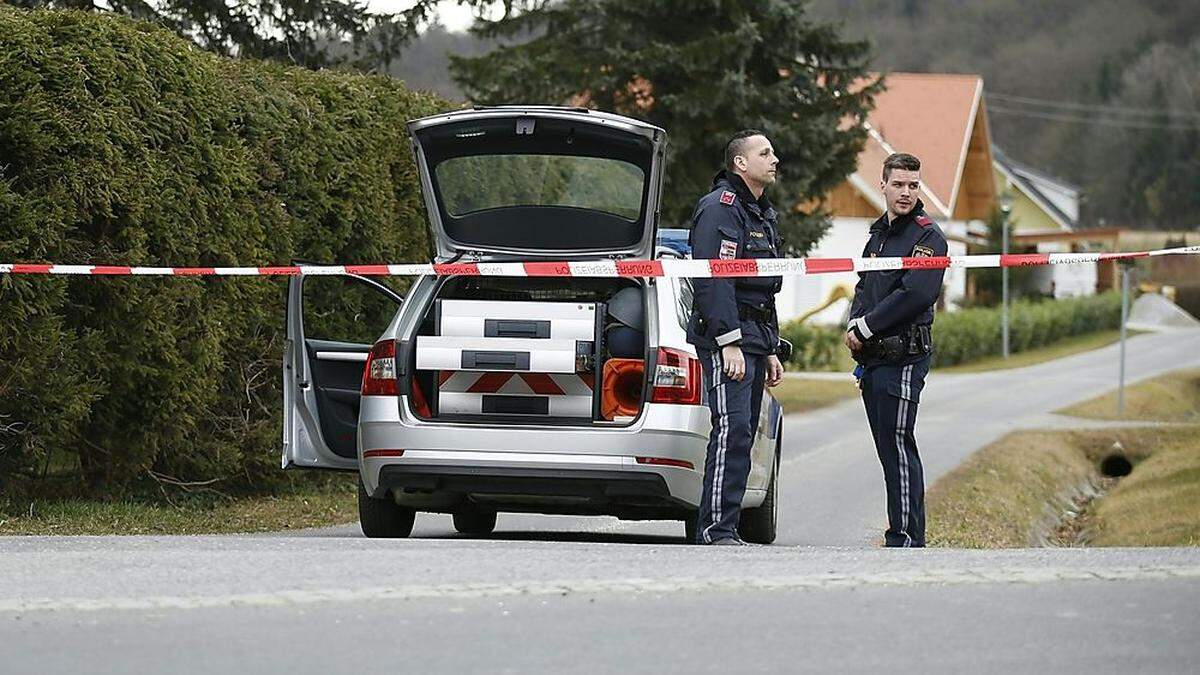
[777, 338, 794, 363]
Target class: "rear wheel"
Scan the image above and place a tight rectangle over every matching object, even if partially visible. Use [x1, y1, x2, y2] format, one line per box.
[358, 480, 416, 538]
[453, 507, 497, 535]
[738, 427, 781, 545]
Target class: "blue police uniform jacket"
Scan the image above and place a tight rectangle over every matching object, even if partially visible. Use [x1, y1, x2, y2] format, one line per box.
[847, 199, 949, 361]
[685, 171, 783, 355]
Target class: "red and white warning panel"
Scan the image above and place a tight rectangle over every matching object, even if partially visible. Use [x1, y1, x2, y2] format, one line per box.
[415, 336, 587, 373]
[435, 371, 595, 418]
[436, 299, 597, 339]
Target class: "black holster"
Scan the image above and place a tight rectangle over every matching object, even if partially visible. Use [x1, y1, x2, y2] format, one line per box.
[856, 325, 932, 365]
[738, 303, 777, 324]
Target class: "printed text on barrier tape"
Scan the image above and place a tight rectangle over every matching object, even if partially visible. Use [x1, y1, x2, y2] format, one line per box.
[0, 246, 1196, 278]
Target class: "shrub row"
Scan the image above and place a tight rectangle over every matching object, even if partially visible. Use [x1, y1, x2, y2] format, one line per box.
[931, 292, 1122, 367]
[780, 292, 1123, 370]
[0, 8, 448, 498]
[778, 321, 845, 371]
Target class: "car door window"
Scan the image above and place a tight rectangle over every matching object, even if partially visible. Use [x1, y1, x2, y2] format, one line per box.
[302, 276, 407, 344]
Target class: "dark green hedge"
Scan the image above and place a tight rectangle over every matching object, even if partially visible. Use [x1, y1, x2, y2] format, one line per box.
[780, 292, 1124, 371]
[931, 292, 1122, 367]
[0, 8, 449, 498]
[778, 322, 845, 371]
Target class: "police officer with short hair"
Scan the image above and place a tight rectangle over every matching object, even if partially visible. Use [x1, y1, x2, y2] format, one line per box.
[686, 129, 786, 545]
[845, 152, 948, 548]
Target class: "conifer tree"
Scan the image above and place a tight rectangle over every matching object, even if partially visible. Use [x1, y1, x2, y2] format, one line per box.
[3, 0, 538, 68]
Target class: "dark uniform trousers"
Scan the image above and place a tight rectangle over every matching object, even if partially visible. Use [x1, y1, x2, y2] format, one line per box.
[696, 348, 767, 544]
[859, 355, 930, 547]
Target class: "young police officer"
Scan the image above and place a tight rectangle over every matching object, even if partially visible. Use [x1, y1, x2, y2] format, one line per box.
[686, 130, 786, 545]
[845, 152, 948, 548]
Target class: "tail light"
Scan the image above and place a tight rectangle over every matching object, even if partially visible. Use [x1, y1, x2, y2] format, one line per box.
[361, 339, 398, 396]
[650, 347, 702, 405]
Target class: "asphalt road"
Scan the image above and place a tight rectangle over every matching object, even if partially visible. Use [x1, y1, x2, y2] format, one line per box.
[13, 579, 1195, 675]
[3, 539, 1199, 674]
[3, 329, 1199, 673]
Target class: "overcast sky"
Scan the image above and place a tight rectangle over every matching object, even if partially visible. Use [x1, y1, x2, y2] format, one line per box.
[368, 0, 486, 31]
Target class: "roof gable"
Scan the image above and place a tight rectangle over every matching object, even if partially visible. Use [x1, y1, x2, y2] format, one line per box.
[833, 72, 996, 221]
[993, 147, 1080, 230]
[870, 73, 982, 208]
[993, 147, 1080, 228]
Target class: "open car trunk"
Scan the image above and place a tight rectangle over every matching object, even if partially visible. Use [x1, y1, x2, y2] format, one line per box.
[404, 276, 651, 426]
[408, 107, 666, 263]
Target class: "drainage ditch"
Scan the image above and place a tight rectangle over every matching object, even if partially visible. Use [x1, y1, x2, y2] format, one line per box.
[1038, 442, 1134, 547]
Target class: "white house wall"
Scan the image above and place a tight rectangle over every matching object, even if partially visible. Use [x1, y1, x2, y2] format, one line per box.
[1053, 264, 1098, 298]
[1034, 241, 1097, 298]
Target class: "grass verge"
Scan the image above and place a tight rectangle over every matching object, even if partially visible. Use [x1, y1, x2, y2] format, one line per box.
[927, 427, 1157, 547]
[0, 475, 358, 536]
[771, 377, 859, 414]
[929, 367, 1200, 548]
[937, 329, 1126, 374]
[1056, 368, 1200, 423]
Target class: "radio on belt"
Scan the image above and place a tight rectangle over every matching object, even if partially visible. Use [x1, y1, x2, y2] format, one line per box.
[414, 299, 605, 420]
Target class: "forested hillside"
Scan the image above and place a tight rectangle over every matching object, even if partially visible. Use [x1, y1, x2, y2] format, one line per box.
[381, 23, 498, 99]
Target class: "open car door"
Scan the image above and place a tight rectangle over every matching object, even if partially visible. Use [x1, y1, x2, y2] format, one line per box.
[282, 273, 404, 470]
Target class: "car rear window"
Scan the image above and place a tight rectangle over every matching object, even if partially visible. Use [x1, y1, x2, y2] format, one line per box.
[435, 154, 645, 221]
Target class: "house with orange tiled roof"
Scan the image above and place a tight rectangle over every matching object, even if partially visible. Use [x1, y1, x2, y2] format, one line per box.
[779, 72, 998, 323]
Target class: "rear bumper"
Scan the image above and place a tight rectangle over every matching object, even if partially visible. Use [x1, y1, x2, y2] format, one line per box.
[376, 463, 686, 518]
[358, 396, 709, 510]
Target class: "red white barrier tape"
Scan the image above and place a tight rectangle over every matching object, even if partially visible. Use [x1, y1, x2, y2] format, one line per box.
[1, 246, 1196, 279]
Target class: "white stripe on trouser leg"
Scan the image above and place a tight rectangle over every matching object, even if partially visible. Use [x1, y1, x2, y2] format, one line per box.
[896, 395, 910, 546]
[700, 348, 720, 542]
[702, 351, 728, 544]
[703, 352, 720, 542]
[901, 365, 914, 546]
[702, 352, 716, 542]
[704, 351, 718, 542]
[895, 365, 913, 547]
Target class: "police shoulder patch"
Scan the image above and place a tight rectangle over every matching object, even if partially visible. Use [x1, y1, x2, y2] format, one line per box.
[719, 190, 736, 206]
[912, 245, 935, 258]
[719, 239, 738, 259]
[915, 215, 934, 227]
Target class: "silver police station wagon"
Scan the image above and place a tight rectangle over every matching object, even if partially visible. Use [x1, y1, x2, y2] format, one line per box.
[282, 107, 783, 542]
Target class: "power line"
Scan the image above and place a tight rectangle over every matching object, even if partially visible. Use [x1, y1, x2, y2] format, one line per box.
[989, 92, 1200, 121]
[988, 104, 1200, 131]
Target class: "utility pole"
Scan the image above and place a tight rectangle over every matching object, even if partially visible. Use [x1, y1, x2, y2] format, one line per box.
[999, 192, 1014, 359]
[1117, 259, 1132, 417]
